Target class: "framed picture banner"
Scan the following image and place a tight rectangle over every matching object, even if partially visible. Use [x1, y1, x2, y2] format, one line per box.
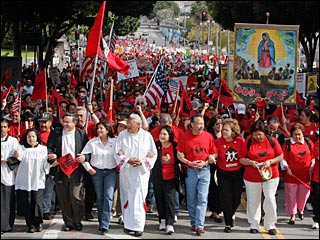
[232, 23, 299, 104]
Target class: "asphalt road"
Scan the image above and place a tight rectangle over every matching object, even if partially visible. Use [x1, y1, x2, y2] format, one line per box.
[1, 187, 318, 239]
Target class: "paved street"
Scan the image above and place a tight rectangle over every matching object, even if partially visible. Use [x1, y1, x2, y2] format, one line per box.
[1, 188, 318, 239]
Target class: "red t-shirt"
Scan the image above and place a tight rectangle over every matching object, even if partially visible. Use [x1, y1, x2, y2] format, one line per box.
[238, 135, 283, 182]
[215, 135, 245, 172]
[177, 130, 217, 163]
[303, 122, 319, 143]
[282, 139, 314, 184]
[77, 121, 96, 140]
[312, 139, 319, 183]
[161, 144, 176, 180]
[40, 130, 51, 146]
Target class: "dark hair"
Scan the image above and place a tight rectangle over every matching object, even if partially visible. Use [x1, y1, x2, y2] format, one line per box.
[1, 118, 10, 128]
[96, 120, 115, 138]
[160, 125, 174, 143]
[250, 120, 266, 134]
[299, 108, 319, 123]
[290, 123, 305, 136]
[21, 111, 36, 122]
[206, 114, 222, 135]
[20, 128, 42, 147]
[267, 116, 280, 125]
[63, 112, 78, 123]
[190, 113, 203, 123]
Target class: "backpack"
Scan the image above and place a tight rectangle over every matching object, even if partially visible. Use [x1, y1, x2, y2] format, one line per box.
[247, 134, 275, 150]
[284, 137, 311, 152]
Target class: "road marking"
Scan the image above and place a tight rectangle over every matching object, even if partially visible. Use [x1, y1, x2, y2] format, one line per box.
[42, 218, 64, 239]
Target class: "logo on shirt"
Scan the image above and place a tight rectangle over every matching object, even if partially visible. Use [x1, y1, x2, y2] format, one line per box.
[258, 152, 267, 157]
[298, 151, 307, 156]
[225, 147, 238, 162]
[162, 153, 171, 164]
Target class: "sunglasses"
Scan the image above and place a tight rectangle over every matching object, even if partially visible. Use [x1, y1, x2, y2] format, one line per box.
[215, 122, 223, 125]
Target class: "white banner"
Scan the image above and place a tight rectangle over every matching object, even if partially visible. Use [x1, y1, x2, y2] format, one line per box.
[117, 59, 139, 82]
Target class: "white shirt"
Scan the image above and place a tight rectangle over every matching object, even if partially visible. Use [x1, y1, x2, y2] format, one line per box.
[62, 129, 76, 158]
[15, 144, 50, 191]
[81, 136, 117, 170]
[1, 135, 22, 186]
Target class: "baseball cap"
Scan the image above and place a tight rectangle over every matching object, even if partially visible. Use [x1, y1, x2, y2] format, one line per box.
[118, 120, 127, 126]
[38, 112, 52, 122]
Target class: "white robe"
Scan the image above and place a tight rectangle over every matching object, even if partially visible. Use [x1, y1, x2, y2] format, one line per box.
[114, 128, 157, 232]
[15, 145, 50, 191]
[1, 135, 22, 186]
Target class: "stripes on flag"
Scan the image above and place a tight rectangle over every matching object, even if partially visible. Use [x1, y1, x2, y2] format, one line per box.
[79, 57, 102, 82]
[109, 21, 117, 53]
[144, 58, 168, 108]
[164, 78, 180, 104]
[11, 94, 21, 112]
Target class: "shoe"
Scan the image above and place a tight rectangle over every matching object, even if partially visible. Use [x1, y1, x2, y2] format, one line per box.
[28, 225, 35, 233]
[191, 225, 196, 231]
[288, 219, 295, 225]
[63, 225, 73, 231]
[210, 212, 222, 223]
[305, 202, 313, 211]
[166, 225, 174, 234]
[298, 212, 304, 220]
[224, 226, 231, 233]
[100, 228, 108, 235]
[134, 231, 143, 236]
[250, 229, 258, 234]
[312, 222, 319, 229]
[84, 213, 94, 221]
[124, 228, 134, 234]
[159, 219, 166, 231]
[43, 212, 52, 220]
[74, 223, 82, 231]
[174, 215, 178, 222]
[196, 227, 205, 236]
[35, 224, 43, 232]
[118, 215, 123, 225]
[268, 229, 277, 235]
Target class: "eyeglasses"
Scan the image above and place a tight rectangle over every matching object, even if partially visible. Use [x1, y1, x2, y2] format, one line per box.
[137, 102, 144, 105]
[27, 119, 34, 122]
[79, 90, 86, 93]
[215, 122, 223, 125]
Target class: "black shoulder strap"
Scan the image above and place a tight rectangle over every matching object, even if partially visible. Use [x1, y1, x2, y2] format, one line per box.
[285, 138, 291, 152]
[247, 137, 253, 150]
[266, 134, 275, 148]
[304, 137, 311, 150]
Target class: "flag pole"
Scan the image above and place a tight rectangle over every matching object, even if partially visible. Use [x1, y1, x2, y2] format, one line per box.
[172, 83, 180, 114]
[143, 57, 162, 97]
[17, 87, 23, 139]
[215, 79, 222, 112]
[44, 68, 48, 112]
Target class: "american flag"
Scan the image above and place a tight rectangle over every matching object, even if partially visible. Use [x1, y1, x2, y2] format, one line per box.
[79, 57, 102, 82]
[11, 94, 20, 112]
[109, 21, 117, 53]
[164, 78, 179, 104]
[144, 58, 168, 107]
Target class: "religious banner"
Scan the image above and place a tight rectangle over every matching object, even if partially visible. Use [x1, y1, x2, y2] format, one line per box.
[232, 23, 299, 104]
[57, 153, 79, 176]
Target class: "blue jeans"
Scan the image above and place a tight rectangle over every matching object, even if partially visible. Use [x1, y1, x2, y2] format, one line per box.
[175, 191, 179, 216]
[185, 166, 210, 229]
[91, 167, 117, 230]
[42, 175, 55, 213]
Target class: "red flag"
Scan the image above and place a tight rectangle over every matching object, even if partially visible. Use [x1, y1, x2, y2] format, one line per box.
[178, 81, 195, 118]
[218, 79, 234, 108]
[295, 90, 306, 108]
[200, 88, 211, 103]
[57, 153, 79, 176]
[1, 68, 13, 86]
[272, 105, 284, 121]
[256, 99, 267, 108]
[107, 51, 130, 75]
[70, 72, 78, 89]
[85, 1, 106, 58]
[103, 80, 115, 133]
[186, 75, 197, 89]
[51, 88, 69, 104]
[1, 85, 12, 102]
[11, 94, 21, 113]
[31, 69, 47, 101]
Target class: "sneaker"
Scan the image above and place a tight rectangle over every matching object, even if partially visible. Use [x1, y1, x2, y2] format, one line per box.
[174, 215, 178, 222]
[166, 225, 174, 234]
[196, 227, 205, 236]
[305, 203, 313, 211]
[312, 222, 319, 229]
[159, 219, 166, 231]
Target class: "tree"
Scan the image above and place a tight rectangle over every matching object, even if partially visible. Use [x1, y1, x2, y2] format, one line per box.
[207, 1, 319, 72]
[1, 1, 156, 70]
[151, 1, 180, 20]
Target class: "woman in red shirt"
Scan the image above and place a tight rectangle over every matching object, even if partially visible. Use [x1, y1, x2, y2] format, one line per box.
[239, 120, 283, 235]
[298, 108, 319, 143]
[215, 118, 245, 233]
[150, 125, 180, 235]
[311, 129, 319, 229]
[281, 123, 314, 225]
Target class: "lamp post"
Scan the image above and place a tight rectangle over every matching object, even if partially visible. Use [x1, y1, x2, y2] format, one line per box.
[207, 19, 210, 54]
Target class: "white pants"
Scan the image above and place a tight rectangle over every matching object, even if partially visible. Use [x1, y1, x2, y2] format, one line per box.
[244, 178, 279, 231]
